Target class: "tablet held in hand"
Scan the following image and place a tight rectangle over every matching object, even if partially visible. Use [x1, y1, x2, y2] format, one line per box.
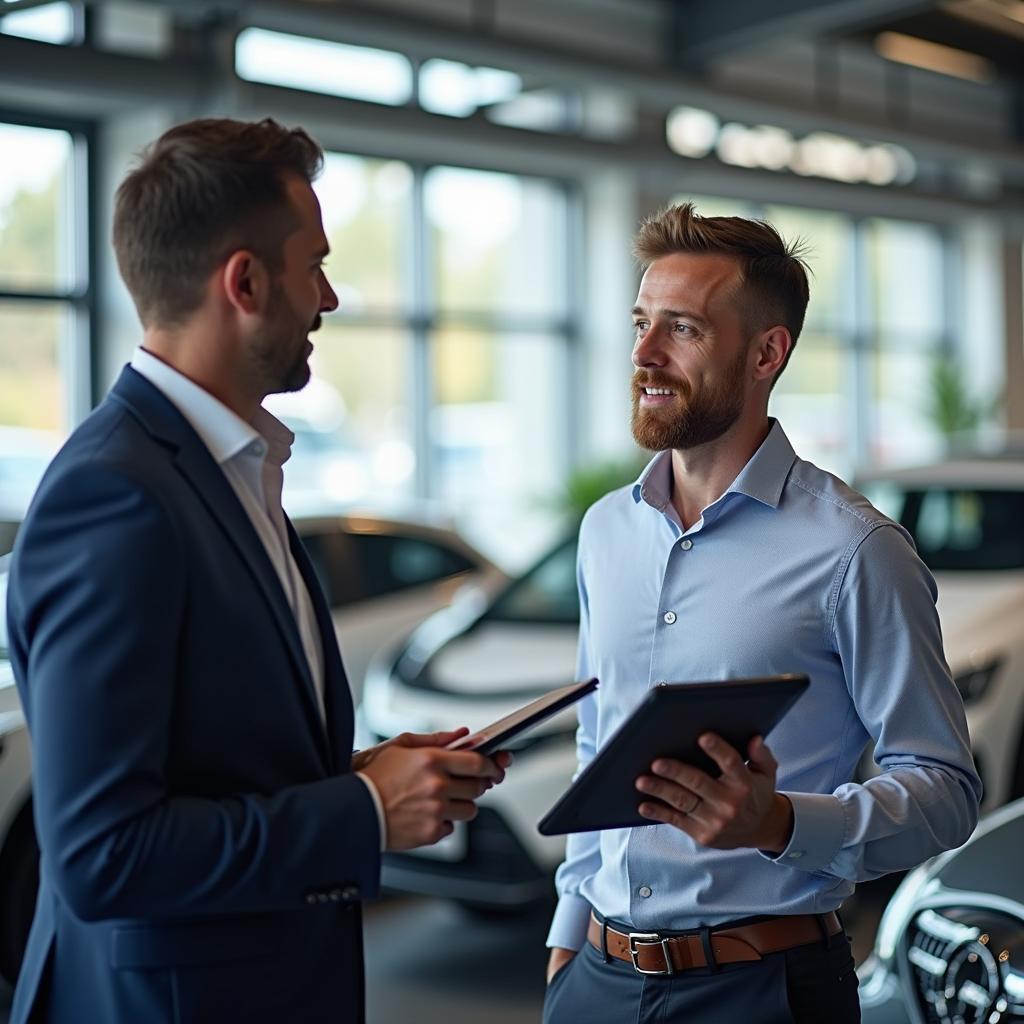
[446, 678, 598, 756]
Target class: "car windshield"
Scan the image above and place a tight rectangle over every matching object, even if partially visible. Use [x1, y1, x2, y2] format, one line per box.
[485, 537, 580, 624]
[862, 483, 1024, 571]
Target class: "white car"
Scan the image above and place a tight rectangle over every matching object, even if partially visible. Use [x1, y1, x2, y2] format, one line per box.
[361, 453, 1024, 909]
[292, 512, 504, 705]
[858, 455, 1024, 809]
[0, 515, 502, 984]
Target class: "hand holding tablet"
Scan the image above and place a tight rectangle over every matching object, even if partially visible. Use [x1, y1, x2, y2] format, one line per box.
[445, 678, 598, 756]
[538, 674, 809, 835]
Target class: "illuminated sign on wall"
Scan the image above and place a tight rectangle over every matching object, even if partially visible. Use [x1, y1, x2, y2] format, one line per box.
[666, 106, 917, 187]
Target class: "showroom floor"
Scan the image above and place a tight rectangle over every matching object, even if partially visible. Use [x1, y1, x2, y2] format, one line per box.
[0, 883, 893, 1022]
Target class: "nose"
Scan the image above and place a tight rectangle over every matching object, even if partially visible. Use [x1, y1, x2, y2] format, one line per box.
[319, 269, 339, 314]
[632, 323, 667, 369]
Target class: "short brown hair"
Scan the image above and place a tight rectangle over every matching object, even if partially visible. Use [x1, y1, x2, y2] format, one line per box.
[634, 203, 810, 381]
[113, 117, 324, 328]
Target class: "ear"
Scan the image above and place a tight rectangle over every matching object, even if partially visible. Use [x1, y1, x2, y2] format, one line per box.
[220, 250, 271, 316]
[751, 326, 792, 384]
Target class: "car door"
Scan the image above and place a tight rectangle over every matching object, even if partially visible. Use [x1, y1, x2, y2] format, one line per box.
[301, 526, 484, 705]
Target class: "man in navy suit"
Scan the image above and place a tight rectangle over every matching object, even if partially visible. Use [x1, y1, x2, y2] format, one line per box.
[5, 117, 507, 1023]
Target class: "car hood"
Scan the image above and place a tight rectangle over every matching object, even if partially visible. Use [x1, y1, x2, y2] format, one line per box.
[934, 571, 1024, 663]
[427, 621, 578, 696]
[917, 798, 1024, 905]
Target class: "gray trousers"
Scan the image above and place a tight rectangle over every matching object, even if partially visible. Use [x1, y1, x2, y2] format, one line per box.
[543, 926, 860, 1024]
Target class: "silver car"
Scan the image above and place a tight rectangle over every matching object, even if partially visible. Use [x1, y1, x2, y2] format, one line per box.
[859, 797, 1024, 1023]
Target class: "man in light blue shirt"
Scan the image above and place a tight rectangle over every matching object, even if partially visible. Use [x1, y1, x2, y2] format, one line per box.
[544, 203, 981, 1024]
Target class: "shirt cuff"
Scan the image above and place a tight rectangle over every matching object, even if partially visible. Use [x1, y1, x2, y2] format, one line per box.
[759, 791, 845, 874]
[355, 771, 387, 852]
[546, 892, 592, 951]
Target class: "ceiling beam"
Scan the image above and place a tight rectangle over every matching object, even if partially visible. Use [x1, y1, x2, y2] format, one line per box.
[671, 0, 940, 65]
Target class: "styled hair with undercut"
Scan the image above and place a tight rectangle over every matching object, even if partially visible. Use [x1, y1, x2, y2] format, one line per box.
[634, 202, 811, 382]
[113, 117, 324, 329]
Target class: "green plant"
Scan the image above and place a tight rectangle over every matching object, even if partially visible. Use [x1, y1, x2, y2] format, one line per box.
[553, 454, 648, 523]
[925, 356, 995, 440]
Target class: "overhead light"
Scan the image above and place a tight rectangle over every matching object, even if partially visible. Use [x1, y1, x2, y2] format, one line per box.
[665, 106, 719, 158]
[875, 31, 995, 83]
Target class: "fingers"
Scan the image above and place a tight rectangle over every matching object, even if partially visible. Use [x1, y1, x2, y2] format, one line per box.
[443, 799, 480, 823]
[635, 774, 701, 815]
[437, 749, 505, 780]
[397, 727, 470, 748]
[697, 733, 746, 776]
[634, 794, 700, 835]
[747, 735, 777, 774]
[492, 750, 514, 771]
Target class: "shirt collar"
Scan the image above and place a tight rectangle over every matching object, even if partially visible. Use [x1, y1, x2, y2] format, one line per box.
[631, 419, 796, 512]
[130, 347, 293, 467]
[725, 419, 796, 509]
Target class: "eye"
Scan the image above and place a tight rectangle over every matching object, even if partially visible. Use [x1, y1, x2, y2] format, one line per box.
[673, 322, 698, 337]
[632, 319, 649, 335]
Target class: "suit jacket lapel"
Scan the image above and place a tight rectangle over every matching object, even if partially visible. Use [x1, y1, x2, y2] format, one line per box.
[288, 520, 354, 774]
[110, 367, 331, 770]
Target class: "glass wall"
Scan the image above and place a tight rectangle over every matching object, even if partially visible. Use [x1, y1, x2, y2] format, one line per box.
[266, 154, 573, 563]
[676, 194, 951, 476]
[0, 119, 87, 525]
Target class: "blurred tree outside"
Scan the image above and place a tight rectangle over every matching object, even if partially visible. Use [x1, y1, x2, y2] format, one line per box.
[925, 354, 999, 444]
[0, 172, 64, 431]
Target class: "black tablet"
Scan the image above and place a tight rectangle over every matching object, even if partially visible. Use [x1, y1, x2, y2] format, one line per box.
[446, 678, 598, 756]
[537, 674, 809, 836]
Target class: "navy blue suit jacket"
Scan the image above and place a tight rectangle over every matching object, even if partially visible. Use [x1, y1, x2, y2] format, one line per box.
[6, 367, 381, 1023]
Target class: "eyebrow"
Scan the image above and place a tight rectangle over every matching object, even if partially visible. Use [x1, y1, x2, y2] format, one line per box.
[630, 306, 710, 328]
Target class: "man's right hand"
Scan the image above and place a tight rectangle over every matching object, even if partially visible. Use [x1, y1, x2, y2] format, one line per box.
[359, 742, 505, 851]
[546, 947, 576, 984]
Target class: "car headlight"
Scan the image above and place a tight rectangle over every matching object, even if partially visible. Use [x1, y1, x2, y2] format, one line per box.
[952, 656, 1003, 704]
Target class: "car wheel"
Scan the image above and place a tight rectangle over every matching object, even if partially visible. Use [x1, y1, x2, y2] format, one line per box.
[0, 805, 39, 987]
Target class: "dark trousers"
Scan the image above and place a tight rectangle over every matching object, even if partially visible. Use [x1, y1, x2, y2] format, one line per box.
[543, 922, 860, 1024]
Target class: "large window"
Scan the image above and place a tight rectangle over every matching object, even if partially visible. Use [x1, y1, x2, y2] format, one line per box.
[677, 195, 951, 475]
[268, 154, 573, 563]
[0, 117, 89, 523]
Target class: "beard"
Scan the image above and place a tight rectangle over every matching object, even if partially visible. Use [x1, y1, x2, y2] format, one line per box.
[250, 281, 320, 396]
[630, 347, 747, 452]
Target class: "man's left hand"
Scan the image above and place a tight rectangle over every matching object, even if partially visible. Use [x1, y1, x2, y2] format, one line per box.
[352, 729, 512, 783]
[635, 734, 793, 853]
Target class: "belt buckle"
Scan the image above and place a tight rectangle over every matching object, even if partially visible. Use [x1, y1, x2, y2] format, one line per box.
[628, 931, 675, 976]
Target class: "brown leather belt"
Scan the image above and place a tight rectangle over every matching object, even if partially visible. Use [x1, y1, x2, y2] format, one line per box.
[587, 911, 842, 976]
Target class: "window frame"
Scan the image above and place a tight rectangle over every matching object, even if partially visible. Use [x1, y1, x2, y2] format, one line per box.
[0, 106, 96, 429]
[313, 147, 581, 505]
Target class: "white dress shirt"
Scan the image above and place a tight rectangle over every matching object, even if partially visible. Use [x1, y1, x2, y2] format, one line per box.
[130, 347, 387, 848]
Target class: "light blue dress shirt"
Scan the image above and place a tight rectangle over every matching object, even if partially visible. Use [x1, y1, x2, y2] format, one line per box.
[547, 420, 982, 952]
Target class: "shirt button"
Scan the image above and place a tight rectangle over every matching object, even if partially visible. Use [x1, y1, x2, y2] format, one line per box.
[680, 539, 693, 550]
[788, 851, 804, 860]
[663, 611, 677, 625]
[638, 886, 653, 898]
